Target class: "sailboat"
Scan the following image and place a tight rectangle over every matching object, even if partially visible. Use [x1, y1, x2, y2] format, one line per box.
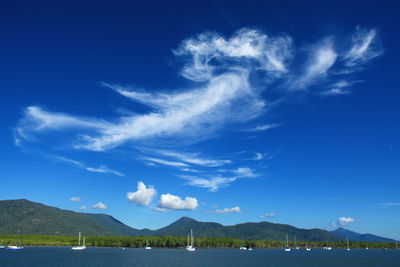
[306, 246, 311, 251]
[7, 230, 23, 250]
[346, 237, 350, 251]
[284, 234, 291, 252]
[323, 241, 332, 250]
[71, 232, 86, 250]
[396, 242, 399, 250]
[293, 236, 299, 250]
[186, 229, 195, 251]
[0, 240, 5, 249]
[239, 242, 247, 250]
[145, 240, 152, 250]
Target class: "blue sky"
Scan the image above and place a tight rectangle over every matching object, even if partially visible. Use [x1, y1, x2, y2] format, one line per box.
[1, 0, 399, 239]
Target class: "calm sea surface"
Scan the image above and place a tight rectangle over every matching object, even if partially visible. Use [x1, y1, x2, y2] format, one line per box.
[1, 247, 399, 267]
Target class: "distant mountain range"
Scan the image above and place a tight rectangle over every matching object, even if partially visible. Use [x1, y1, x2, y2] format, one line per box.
[330, 227, 396, 242]
[0, 199, 395, 242]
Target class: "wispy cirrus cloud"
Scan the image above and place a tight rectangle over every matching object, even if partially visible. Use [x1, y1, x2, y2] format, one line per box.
[380, 202, 400, 207]
[181, 167, 257, 192]
[86, 165, 125, 177]
[14, 26, 383, 192]
[151, 150, 231, 167]
[248, 123, 282, 132]
[343, 27, 383, 67]
[42, 153, 125, 177]
[144, 157, 188, 167]
[15, 27, 381, 151]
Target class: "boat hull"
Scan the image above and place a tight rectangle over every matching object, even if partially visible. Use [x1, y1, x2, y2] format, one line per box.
[71, 246, 86, 250]
[7, 246, 23, 250]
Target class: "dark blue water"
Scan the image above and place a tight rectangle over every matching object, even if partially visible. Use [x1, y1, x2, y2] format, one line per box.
[1, 247, 399, 267]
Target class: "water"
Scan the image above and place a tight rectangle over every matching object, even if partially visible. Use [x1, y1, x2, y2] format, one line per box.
[0, 247, 399, 267]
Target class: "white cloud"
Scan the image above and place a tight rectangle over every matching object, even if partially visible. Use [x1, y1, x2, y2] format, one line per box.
[144, 157, 188, 167]
[233, 167, 257, 178]
[254, 153, 263, 160]
[249, 123, 281, 132]
[79, 205, 88, 210]
[343, 27, 382, 67]
[92, 202, 107, 210]
[181, 167, 256, 191]
[86, 165, 125, 177]
[14, 27, 383, 180]
[70, 196, 82, 202]
[153, 150, 231, 167]
[158, 193, 198, 211]
[260, 213, 276, 218]
[181, 175, 237, 192]
[338, 217, 355, 227]
[207, 206, 241, 214]
[293, 39, 337, 90]
[127, 181, 157, 206]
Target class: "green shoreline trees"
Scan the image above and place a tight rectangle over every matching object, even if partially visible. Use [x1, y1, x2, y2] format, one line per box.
[0, 235, 397, 249]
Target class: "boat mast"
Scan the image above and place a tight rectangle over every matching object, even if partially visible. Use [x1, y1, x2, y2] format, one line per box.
[286, 234, 289, 247]
[191, 229, 194, 247]
[78, 232, 81, 246]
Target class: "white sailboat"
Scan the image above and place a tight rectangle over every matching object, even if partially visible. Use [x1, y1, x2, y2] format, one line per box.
[7, 230, 23, 250]
[323, 241, 332, 250]
[293, 236, 299, 250]
[186, 229, 195, 251]
[284, 234, 291, 252]
[306, 246, 311, 251]
[71, 232, 86, 250]
[0, 240, 5, 249]
[145, 240, 152, 250]
[346, 237, 350, 251]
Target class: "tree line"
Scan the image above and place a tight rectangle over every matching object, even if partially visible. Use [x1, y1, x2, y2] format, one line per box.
[0, 235, 397, 249]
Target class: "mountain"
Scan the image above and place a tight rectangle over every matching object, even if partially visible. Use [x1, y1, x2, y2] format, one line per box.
[0, 199, 133, 236]
[151, 217, 338, 241]
[0, 199, 390, 242]
[331, 227, 397, 242]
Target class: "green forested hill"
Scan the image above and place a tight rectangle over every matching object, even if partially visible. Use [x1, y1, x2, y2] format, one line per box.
[0, 199, 345, 241]
[0, 199, 119, 236]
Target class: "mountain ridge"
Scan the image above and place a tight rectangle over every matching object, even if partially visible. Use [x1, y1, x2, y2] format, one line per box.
[0, 199, 395, 242]
[330, 227, 397, 242]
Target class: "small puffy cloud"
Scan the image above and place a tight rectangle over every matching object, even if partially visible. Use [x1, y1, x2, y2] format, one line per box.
[158, 193, 198, 211]
[70, 196, 82, 202]
[127, 181, 157, 206]
[338, 217, 355, 227]
[260, 213, 276, 218]
[207, 206, 241, 214]
[254, 153, 263, 160]
[80, 205, 88, 210]
[92, 202, 107, 210]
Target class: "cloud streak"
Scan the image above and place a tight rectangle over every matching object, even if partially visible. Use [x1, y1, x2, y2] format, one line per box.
[207, 206, 241, 214]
